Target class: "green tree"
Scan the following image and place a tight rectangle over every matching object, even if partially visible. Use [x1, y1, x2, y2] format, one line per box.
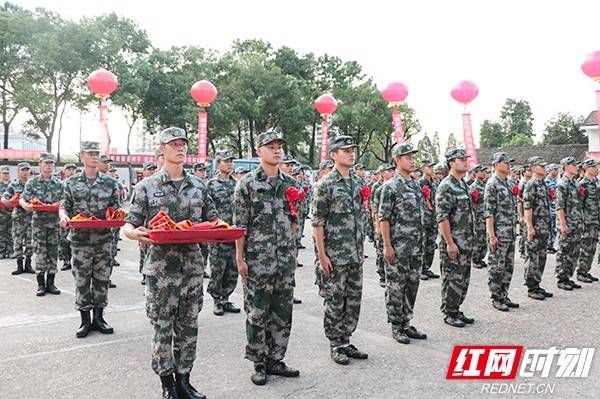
[479, 119, 504, 148]
[416, 134, 436, 165]
[503, 133, 533, 147]
[500, 98, 533, 142]
[542, 112, 587, 145]
[431, 131, 441, 162]
[370, 103, 420, 164]
[446, 132, 461, 152]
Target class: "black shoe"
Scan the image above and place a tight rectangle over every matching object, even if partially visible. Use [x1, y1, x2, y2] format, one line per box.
[492, 300, 509, 311]
[108, 280, 116, 288]
[175, 373, 206, 399]
[587, 273, 599, 282]
[479, 260, 488, 268]
[330, 347, 350, 365]
[11, 257, 24, 275]
[45, 274, 61, 295]
[344, 344, 368, 359]
[251, 363, 267, 385]
[36, 273, 46, 296]
[293, 297, 302, 304]
[472, 261, 485, 269]
[266, 361, 300, 377]
[141, 277, 145, 285]
[298, 244, 306, 249]
[577, 274, 593, 283]
[504, 298, 519, 308]
[213, 301, 224, 316]
[547, 248, 557, 254]
[567, 280, 582, 289]
[424, 270, 440, 279]
[223, 302, 240, 313]
[203, 272, 209, 279]
[296, 263, 304, 268]
[76, 310, 92, 338]
[91, 308, 114, 334]
[112, 260, 120, 267]
[160, 374, 179, 399]
[457, 311, 475, 324]
[364, 254, 369, 259]
[444, 315, 466, 328]
[24, 257, 34, 274]
[420, 273, 429, 280]
[528, 290, 545, 300]
[557, 281, 573, 290]
[392, 328, 410, 344]
[538, 287, 553, 297]
[404, 325, 427, 339]
[60, 262, 71, 271]
[378, 279, 386, 288]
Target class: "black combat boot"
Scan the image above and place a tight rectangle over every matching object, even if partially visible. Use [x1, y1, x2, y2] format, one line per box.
[91, 307, 114, 334]
[160, 375, 179, 399]
[76, 310, 92, 338]
[175, 373, 206, 399]
[24, 256, 35, 273]
[36, 273, 46, 296]
[45, 273, 61, 295]
[11, 257, 24, 275]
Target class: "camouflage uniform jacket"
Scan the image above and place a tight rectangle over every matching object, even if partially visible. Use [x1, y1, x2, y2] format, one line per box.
[2, 179, 29, 219]
[435, 174, 474, 252]
[469, 178, 486, 220]
[21, 175, 64, 221]
[576, 176, 599, 226]
[555, 175, 584, 232]
[523, 177, 552, 236]
[206, 175, 236, 225]
[484, 174, 517, 242]
[418, 176, 436, 228]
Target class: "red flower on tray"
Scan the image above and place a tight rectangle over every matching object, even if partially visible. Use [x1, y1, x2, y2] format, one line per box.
[421, 185, 433, 210]
[471, 189, 480, 204]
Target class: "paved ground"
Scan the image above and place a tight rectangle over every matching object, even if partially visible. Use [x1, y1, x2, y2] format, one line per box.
[1, 225, 600, 399]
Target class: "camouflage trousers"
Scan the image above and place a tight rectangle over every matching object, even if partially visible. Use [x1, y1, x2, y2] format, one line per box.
[0, 211, 13, 256]
[548, 212, 557, 250]
[556, 229, 582, 282]
[487, 240, 515, 301]
[421, 225, 438, 273]
[439, 244, 471, 316]
[386, 253, 421, 331]
[472, 219, 487, 262]
[207, 243, 238, 301]
[12, 215, 33, 258]
[518, 220, 527, 258]
[139, 245, 146, 274]
[32, 217, 60, 275]
[244, 271, 294, 363]
[365, 213, 374, 242]
[71, 242, 112, 311]
[577, 225, 599, 277]
[524, 234, 549, 291]
[58, 227, 71, 263]
[110, 228, 120, 260]
[316, 262, 363, 348]
[145, 249, 204, 376]
[200, 243, 209, 271]
[375, 234, 385, 282]
[297, 208, 305, 247]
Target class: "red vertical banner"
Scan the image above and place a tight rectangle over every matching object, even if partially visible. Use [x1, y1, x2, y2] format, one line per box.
[462, 113, 478, 168]
[320, 119, 329, 162]
[99, 101, 111, 154]
[198, 110, 208, 162]
[392, 110, 405, 144]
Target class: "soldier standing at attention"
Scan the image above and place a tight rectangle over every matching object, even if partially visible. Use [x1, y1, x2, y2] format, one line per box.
[517, 166, 533, 261]
[59, 163, 77, 271]
[379, 144, 428, 343]
[2, 162, 34, 274]
[355, 163, 373, 245]
[192, 162, 210, 279]
[436, 149, 475, 328]
[418, 159, 440, 280]
[545, 164, 559, 254]
[314, 135, 369, 363]
[59, 142, 121, 338]
[485, 152, 519, 312]
[207, 150, 241, 316]
[137, 161, 158, 285]
[0, 165, 13, 258]
[469, 165, 488, 269]
[575, 159, 600, 283]
[124, 127, 216, 399]
[20, 153, 63, 297]
[372, 165, 395, 287]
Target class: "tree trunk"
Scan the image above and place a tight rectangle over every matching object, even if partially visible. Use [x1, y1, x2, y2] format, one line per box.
[309, 122, 316, 166]
[236, 125, 243, 158]
[3, 122, 8, 150]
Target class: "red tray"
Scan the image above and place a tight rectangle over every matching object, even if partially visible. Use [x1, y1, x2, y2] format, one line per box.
[148, 227, 246, 244]
[32, 204, 60, 212]
[0, 201, 20, 209]
[67, 220, 126, 229]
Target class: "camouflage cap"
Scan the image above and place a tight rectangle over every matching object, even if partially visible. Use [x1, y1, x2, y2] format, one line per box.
[17, 162, 31, 170]
[143, 161, 157, 170]
[354, 163, 365, 170]
[318, 159, 334, 171]
[80, 141, 100, 153]
[469, 164, 482, 173]
[560, 157, 578, 166]
[329, 135, 357, 152]
[0, 165, 9, 173]
[492, 152, 515, 164]
[235, 166, 249, 174]
[393, 143, 418, 158]
[108, 166, 117, 172]
[546, 163, 559, 171]
[433, 163, 447, 174]
[281, 155, 296, 164]
[257, 131, 286, 148]
[420, 159, 436, 168]
[528, 156, 548, 167]
[580, 158, 599, 169]
[40, 153, 56, 163]
[291, 164, 303, 174]
[215, 150, 235, 161]
[381, 163, 395, 173]
[521, 165, 531, 173]
[445, 148, 468, 161]
[159, 127, 188, 145]
[193, 162, 207, 171]
[99, 155, 112, 164]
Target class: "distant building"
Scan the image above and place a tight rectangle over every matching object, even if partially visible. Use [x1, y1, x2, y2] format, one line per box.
[6, 129, 46, 150]
[582, 111, 599, 160]
[476, 144, 589, 167]
[133, 121, 158, 154]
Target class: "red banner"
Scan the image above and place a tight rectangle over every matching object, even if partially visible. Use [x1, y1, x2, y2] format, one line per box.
[0, 149, 44, 159]
[462, 113, 478, 169]
[320, 119, 329, 162]
[392, 111, 405, 144]
[198, 110, 208, 163]
[99, 101, 111, 155]
[109, 154, 205, 165]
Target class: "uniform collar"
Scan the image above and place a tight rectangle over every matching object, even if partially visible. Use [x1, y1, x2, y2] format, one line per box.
[255, 165, 286, 182]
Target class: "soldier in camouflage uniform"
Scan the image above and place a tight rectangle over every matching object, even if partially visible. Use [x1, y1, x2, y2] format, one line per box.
[59, 163, 77, 271]
[2, 163, 34, 274]
[372, 165, 396, 287]
[355, 163, 374, 244]
[419, 159, 440, 280]
[485, 152, 519, 312]
[97, 155, 118, 288]
[517, 166, 532, 260]
[575, 159, 600, 283]
[124, 128, 216, 399]
[469, 165, 488, 269]
[193, 162, 210, 280]
[234, 132, 300, 386]
[313, 135, 369, 363]
[545, 164, 559, 253]
[59, 142, 121, 338]
[522, 157, 554, 300]
[436, 149, 475, 328]
[20, 153, 63, 297]
[107, 165, 124, 268]
[555, 157, 585, 291]
[207, 150, 241, 316]
[138, 161, 158, 285]
[0, 165, 13, 258]
[379, 144, 428, 343]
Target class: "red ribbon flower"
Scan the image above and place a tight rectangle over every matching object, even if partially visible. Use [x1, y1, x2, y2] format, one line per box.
[579, 187, 586, 198]
[548, 188, 555, 199]
[361, 185, 371, 210]
[285, 186, 305, 217]
[512, 185, 519, 196]
[471, 189, 479, 204]
[421, 185, 433, 210]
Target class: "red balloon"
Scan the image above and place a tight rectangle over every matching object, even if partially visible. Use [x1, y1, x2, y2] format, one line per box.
[581, 51, 600, 80]
[314, 94, 337, 116]
[451, 80, 479, 105]
[381, 82, 408, 104]
[87, 69, 118, 98]
[191, 80, 218, 107]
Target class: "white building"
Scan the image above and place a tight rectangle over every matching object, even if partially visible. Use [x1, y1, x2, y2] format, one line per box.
[582, 111, 599, 159]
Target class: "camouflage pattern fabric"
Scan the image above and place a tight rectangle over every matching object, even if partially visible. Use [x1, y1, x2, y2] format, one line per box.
[0, 179, 13, 256]
[545, 175, 558, 250]
[3, 179, 32, 258]
[576, 176, 600, 277]
[555, 175, 584, 282]
[522, 177, 551, 290]
[469, 178, 487, 263]
[419, 176, 438, 273]
[371, 181, 385, 282]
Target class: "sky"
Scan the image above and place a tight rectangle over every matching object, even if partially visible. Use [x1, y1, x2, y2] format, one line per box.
[12, 0, 600, 156]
